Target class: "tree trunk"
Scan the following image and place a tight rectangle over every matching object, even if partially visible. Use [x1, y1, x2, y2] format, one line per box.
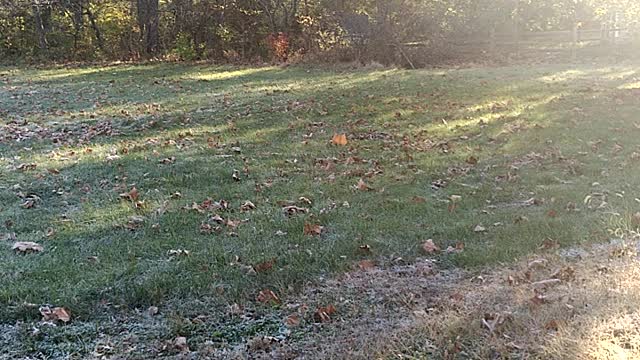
[86, 6, 105, 52]
[137, 0, 159, 55]
[32, 2, 48, 50]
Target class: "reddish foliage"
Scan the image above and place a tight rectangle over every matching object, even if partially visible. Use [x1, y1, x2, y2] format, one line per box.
[267, 32, 290, 62]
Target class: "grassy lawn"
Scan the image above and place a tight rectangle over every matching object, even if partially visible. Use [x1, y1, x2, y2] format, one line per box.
[2, 62, 640, 357]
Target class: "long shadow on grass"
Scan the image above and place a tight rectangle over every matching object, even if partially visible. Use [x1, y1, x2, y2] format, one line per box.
[1, 64, 640, 325]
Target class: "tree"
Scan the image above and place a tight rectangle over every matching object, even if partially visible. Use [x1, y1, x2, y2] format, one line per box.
[137, 0, 159, 55]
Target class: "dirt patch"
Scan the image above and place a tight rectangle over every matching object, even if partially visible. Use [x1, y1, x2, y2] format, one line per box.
[231, 238, 640, 359]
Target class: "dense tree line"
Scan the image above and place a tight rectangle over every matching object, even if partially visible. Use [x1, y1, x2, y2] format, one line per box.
[0, 0, 638, 64]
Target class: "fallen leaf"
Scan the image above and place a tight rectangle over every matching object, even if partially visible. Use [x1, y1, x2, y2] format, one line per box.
[314, 304, 337, 323]
[282, 205, 309, 217]
[357, 259, 376, 271]
[17, 163, 37, 171]
[119, 187, 139, 202]
[256, 289, 281, 304]
[465, 156, 478, 165]
[167, 249, 190, 257]
[39, 306, 71, 323]
[303, 223, 324, 236]
[284, 314, 301, 327]
[545, 319, 560, 331]
[232, 169, 241, 181]
[539, 238, 559, 250]
[173, 337, 189, 353]
[411, 196, 427, 203]
[12, 242, 43, 253]
[473, 224, 487, 233]
[530, 293, 548, 306]
[331, 133, 348, 146]
[446, 242, 465, 254]
[422, 239, 440, 254]
[448, 195, 462, 212]
[254, 259, 276, 273]
[240, 201, 256, 211]
[356, 178, 373, 191]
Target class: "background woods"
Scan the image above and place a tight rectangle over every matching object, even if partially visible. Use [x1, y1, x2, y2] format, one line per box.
[1, 1, 640, 65]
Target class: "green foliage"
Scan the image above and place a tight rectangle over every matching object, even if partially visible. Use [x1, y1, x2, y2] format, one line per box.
[1, 1, 640, 63]
[171, 32, 198, 60]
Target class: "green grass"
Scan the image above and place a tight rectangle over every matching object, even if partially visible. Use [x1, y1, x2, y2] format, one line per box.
[1, 62, 640, 334]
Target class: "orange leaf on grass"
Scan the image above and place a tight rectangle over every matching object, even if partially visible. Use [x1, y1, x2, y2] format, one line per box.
[39, 306, 71, 323]
[331, 133, 348, 146]
[303, 223, 324, 236]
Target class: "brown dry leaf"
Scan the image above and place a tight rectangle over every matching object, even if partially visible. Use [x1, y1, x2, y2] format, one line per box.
[314, 304, 337, 323]
[530, 293, 548, 306]
[539, 238, 559, 250]
[173, 337, 189, 353]
[225, 219, 242, 229]
[284, 314, 301, 328]
[546, 209, 558, 218]
[282, 205, 309, 217]
[331, 133, 348, 146]
[411, 196, 427, 204]
[356, 178, 373, 191]
[17, 163, 37, 171]
[357, 259, 376, 271]
[12, 241, 44, 253]
[446, 241, 465, 254]
[303, 223, 324, 236]
[256, 289, 281, 304]
[119, 187, 139, 202]
[422, 239, 440, 254]
[465, 156, 479, 165]
[254, 258, 276, 273]
[159, 156, 176, 165]
[545, 319, 560, 331]
[39, 306, 71, 323]
[211, 214, 225, 224]
[240, 201, 256, 212]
